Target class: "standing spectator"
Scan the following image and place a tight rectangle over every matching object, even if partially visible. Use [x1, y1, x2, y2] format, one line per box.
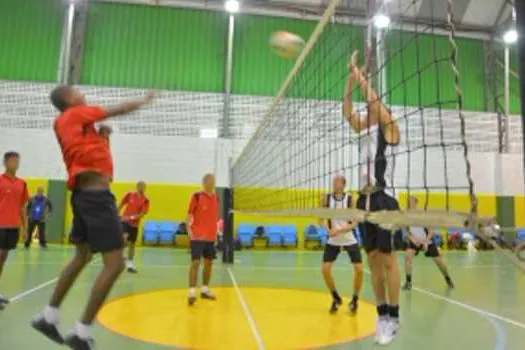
[187, 173, 221, 306]
[25, 186, 53, 249]
[119, 181, 150, 274]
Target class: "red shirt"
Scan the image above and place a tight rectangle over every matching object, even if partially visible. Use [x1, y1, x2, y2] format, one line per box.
[188, 191, 220, 241]
[120, 192, 150, 227]
[54, 105, 113, 189]
[0, 174, 29, 228]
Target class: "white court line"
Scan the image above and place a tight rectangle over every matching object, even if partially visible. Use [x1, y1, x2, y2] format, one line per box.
[9, 258, 101, 303]
[411, 286, 525, 330]
[227, 267, 265, 350]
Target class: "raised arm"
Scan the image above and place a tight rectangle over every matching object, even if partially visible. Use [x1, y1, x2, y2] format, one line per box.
[104, 91, 155, 118]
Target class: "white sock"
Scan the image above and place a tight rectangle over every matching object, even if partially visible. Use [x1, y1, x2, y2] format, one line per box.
[189, 287, 196, 296]
[43, 306, 59, 325]
[202, 285, 210, 294]
[75, 322, 91, 340]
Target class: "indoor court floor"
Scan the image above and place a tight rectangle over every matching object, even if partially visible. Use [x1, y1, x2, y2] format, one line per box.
[1, 246, 525, 349]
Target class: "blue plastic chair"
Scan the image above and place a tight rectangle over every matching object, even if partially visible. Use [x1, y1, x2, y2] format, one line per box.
[142, 221, 160, 245]
[266, 225, 283, 247]
[304, 225, 320, 241]
[159, 221, 178, 245]
[282, 225, 298, 247]
[238, 224, 256, 247]
[432, 234, 444, 247]
[517, 229, 525, 242]
[318, 226, 329, 246]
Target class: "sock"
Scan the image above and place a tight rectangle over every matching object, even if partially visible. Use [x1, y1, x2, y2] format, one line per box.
[189, 287, 196, 296]
[352, 294, 359, 302]
[406, 274, 412, 283]
[75, 322, 91, 340]
[377, 304, 389, 318]
[202, 285, 210, 294]
[388, 305, 400, 320]
[43, 305, 59, 325]
[331, 290, 341, 301]
[445, 275, 452, 282]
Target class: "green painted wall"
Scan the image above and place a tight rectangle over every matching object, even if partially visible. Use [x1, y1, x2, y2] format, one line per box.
[386, 31, 486, 111]
[0, 0, 63, 82]
[81, 3, 227, 92]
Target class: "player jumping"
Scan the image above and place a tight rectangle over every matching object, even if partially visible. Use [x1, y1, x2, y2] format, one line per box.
[31, 85, 154, 350]
[320, 175, 363, 314]
[343, 51, 401, 345]
[402, 196, 454, 290]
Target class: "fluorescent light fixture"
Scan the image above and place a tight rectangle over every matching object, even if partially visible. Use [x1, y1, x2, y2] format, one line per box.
[373, 14, 391, 29]
[224, 0, 240, 13]
[200, 128, 218, 139]
[503, 29, 518, 44]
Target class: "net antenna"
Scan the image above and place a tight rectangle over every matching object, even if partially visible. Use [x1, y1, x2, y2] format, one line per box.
[232, 0, 525, 274]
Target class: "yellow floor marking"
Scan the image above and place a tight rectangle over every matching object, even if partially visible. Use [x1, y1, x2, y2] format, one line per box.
[98, 287, 375, 349]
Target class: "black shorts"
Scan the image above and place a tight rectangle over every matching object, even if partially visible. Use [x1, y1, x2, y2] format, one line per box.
[357, 190, 400, 254]
[190, 240, 216, 260]
[406, 241, 440, 258]
[122, 222, 138, 243]
[323, 243, 362, 263]
[0, 228, 20, 250]
[70, 189, 124, 254]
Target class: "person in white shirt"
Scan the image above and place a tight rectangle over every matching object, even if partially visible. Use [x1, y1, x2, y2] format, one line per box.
[403, 196, 454, 290]
[343, 51, 401, 345]
[320, 175, 363, 314]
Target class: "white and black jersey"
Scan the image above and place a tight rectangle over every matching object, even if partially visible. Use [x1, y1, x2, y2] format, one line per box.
[324, 193, 358, 246]
[359, 126, 396, 194]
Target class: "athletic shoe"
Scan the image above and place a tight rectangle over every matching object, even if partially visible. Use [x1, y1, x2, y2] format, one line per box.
[446, 278, 455, 289]
[127, 266, 138, 274]
[0, 294, 9, 304]
[402, 282, 412, 291]
[201, 291, 217, 300]
[64, 332, 96, 350]
[188, 296, 197, 306]
[31, 315, 64, 344]
[378, 319, 399, 345]
[374, 317, 389, 344]
[329, 297, 342, 314]
[349, 297, 358, 314]
[126, 261, 138, 274]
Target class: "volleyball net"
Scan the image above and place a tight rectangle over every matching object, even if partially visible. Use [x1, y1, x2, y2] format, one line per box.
[231, 0, 525, 267]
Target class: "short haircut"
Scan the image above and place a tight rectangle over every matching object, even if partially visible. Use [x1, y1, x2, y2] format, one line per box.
[3, 151, 20, 162]
[50, 85, 73, 112]
[202, 173, 215, 183]
[333, 175, 346, 187]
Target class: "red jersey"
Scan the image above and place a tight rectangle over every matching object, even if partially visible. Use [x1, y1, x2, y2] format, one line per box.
[53, 105, 113, 189]
[120, 192, 150, 227]
[0, 174, 29, 228]
[188, 191, 220, 241]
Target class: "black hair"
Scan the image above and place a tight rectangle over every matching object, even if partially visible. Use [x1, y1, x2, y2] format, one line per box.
[3, 151, 20, 162]
[50, 85, 73, 112]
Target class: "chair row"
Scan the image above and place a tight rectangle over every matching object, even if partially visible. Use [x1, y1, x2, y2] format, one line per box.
[237, 224, 298, 247]
[142, 221, 185, 245]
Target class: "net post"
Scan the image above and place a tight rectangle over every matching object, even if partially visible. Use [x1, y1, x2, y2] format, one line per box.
[515, 0, 525, 203]
[222, 157, 235, 264]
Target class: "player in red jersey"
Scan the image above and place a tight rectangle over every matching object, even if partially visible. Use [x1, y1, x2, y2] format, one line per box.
[187, 173, 221, 306]
[31, 85, 154, 350]
[0, 151, 29, 311]
[119, 181, 150, 273]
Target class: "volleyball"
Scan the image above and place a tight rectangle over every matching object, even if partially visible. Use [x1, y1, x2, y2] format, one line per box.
[270, 31, 305, 59]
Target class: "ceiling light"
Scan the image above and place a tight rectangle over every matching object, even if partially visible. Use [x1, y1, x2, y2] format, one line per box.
[504, 29, 518, 44]
[373, 14, 390, 29]
[224, 0, 240, 13]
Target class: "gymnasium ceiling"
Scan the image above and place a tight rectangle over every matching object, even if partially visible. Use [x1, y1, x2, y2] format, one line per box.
[108, 0, 516, 35]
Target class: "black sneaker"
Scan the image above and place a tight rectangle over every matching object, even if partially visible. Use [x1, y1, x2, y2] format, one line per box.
[64, 332, 95, 350]
[446, 279, 455, 289]
[402, 282, 412, 291]
[188, 295, 197, 306]
[329, 297, 342, 314]
[0, 294, 9, 304]
[349, 297, 359, 314]
[201, 291, 217, 301]
[0, 303, 4, 311]
[127, 267, 138, 274]
[31, 316, 64, 344]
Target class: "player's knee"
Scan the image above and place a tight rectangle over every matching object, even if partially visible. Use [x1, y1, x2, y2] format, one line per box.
[382, 253, 397, 270]
[191, 260, 201, 269]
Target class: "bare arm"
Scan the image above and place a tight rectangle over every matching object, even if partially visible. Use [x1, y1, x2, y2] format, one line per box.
[319, 195, 328, 228]
[186, 214, 193, 236]
[104, 91, 155, 118]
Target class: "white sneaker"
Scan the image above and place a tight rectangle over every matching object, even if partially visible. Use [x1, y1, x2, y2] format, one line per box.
[374, 317, 389, 343]
[378, 319, 399, 345]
